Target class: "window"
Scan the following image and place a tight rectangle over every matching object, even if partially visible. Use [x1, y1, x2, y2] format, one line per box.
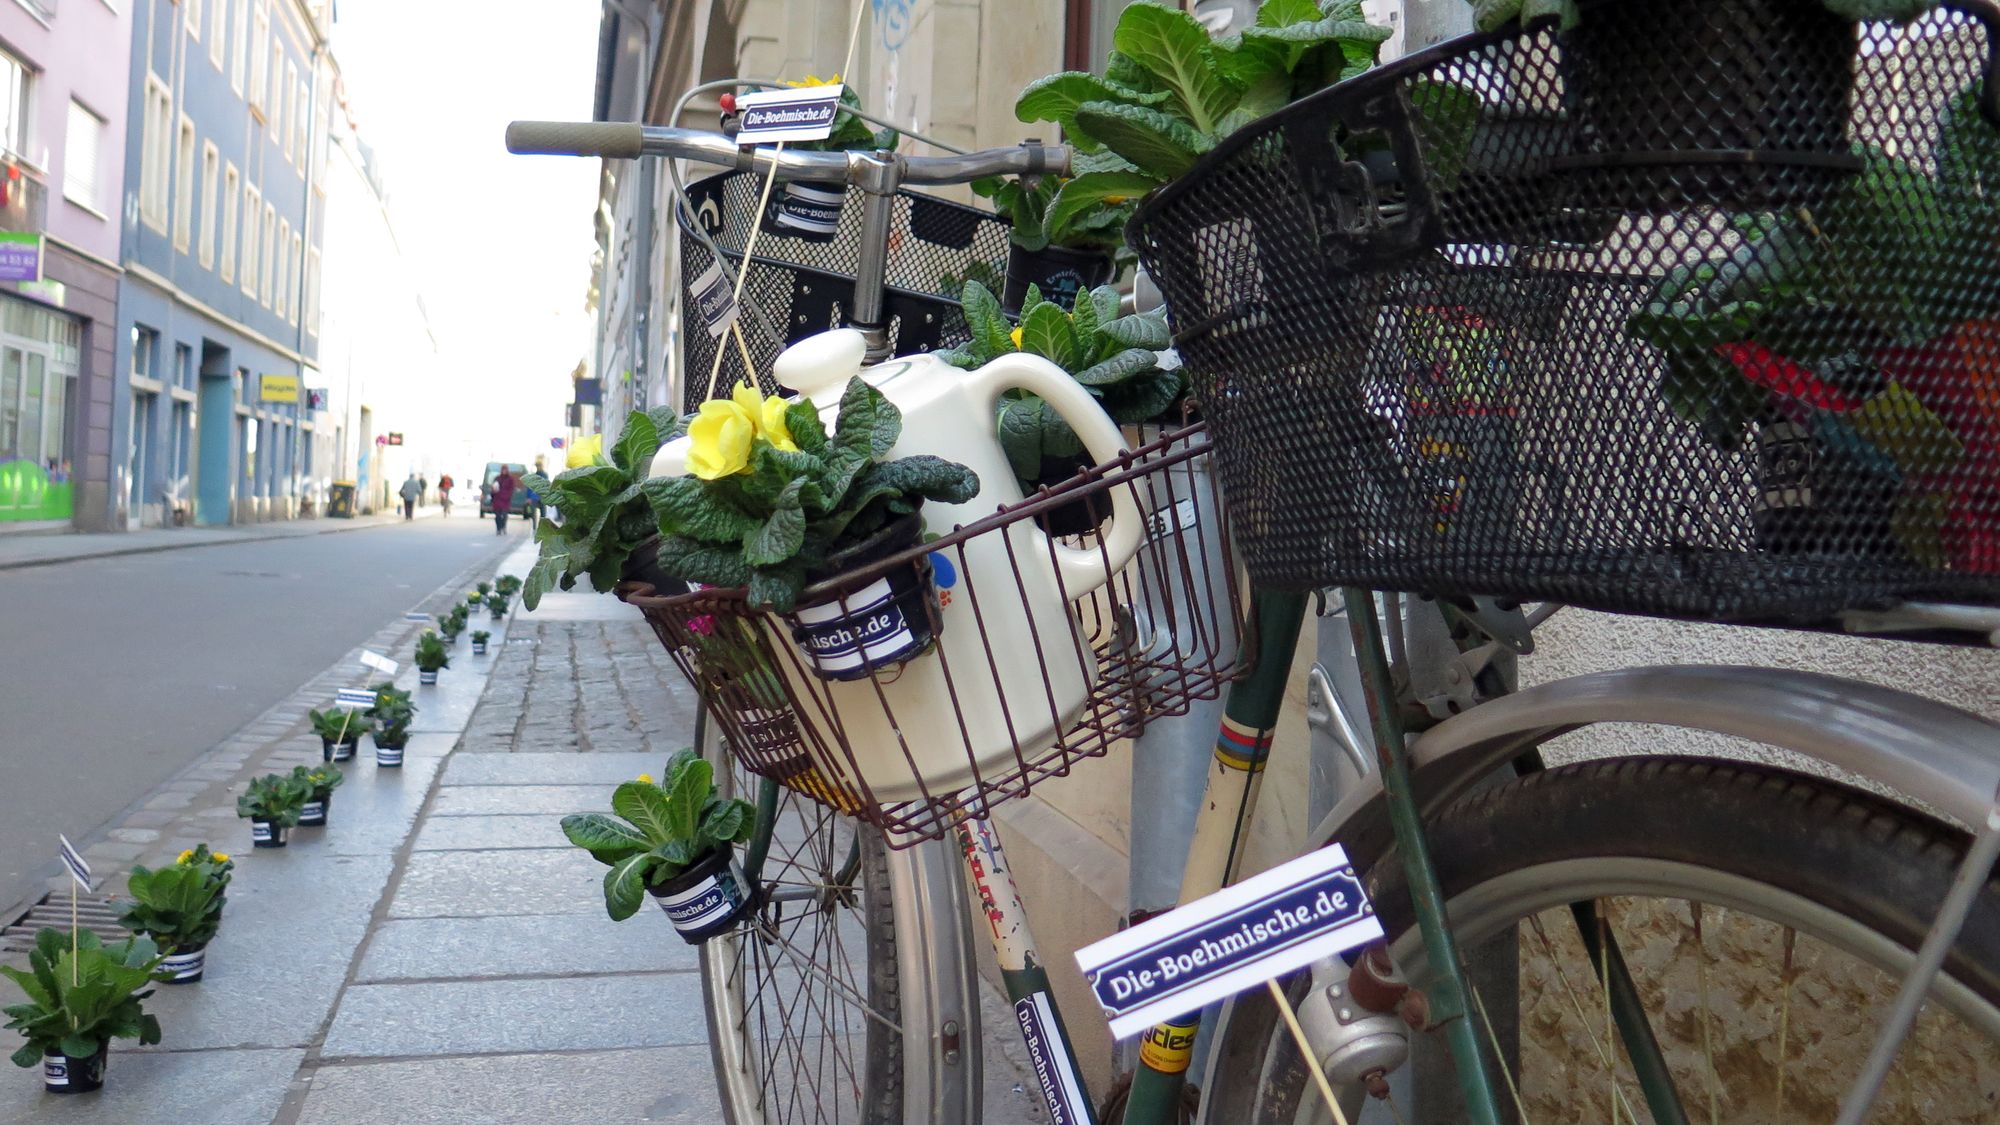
[294, 80, 309, 171]
[283, 64, 297, 163]
[139, 77, 171, 231]
[276, 219, 290, 318]
[198, 142, 219, 268]
[250, 6, 269, 113]
[267, 42, 283, 134]
[288, 231, 302, 324]
[210, 0, 228, 68]
[261, 203, 276, 306]
[187, 0, 203, 41]
[0, 47, 32, 162]
[62, 101, 101, 212]
[304, 246, 320, 334]
[173, 116, 196, 252]
[130, 326, 158, 380]
[232, 0, 250, 93]
[220, 163, 239, 282]
[173, 344, 194, 391]
[240, 183, 260, 295]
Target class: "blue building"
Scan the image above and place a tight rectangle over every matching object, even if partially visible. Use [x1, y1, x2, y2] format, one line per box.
[113, 0, 330, 527]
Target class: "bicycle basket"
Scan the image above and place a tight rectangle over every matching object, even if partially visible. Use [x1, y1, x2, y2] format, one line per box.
[618, 424, 1248, 843]
[1128, 0, 2000, 628]
[677, 171, 1011, 414]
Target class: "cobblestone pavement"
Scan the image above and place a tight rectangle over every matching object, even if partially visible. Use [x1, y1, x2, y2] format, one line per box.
[461, 612, 700, 758]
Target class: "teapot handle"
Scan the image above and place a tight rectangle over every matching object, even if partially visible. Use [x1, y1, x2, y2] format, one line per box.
[966, 353, 1142, 597]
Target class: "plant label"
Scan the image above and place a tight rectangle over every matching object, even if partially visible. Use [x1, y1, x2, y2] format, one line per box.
[42, 1055, 67, 1087]
[56, 834, 91, 889]
[691, 258, 739, 341]
[336, 687, 378, 708]
[1075, 844, 1381, 1038]
[251, 822, 273, 843]
[789, 577, 917, 675]
[360, 650, 398, 675]
[658, 863, 749, 936]
[734, 84, 842, 145]
[1014, 991, 1092, 1125]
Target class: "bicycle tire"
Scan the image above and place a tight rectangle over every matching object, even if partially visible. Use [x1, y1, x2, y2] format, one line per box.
[695, 702, 981, 1124]
[1201, 756, 2000, 1123]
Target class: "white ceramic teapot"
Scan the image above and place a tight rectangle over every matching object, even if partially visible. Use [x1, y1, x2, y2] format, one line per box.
[651, 328, 1142, 803]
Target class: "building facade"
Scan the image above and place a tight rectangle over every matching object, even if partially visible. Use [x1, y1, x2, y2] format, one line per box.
[113, 0, 331, 528]
[0, 0, 133, 532]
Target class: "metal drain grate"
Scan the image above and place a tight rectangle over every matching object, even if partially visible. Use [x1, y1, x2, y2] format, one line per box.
[2, 891, 127, 953]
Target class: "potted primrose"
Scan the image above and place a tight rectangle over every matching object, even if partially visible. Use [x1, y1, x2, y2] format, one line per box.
[115, 845, 233, 984]
[370, 692, 414, 767]
[237, 772, 309, 848]
[494, 574, 522, 599]
[936, 279, 1182, 536]
[522, 406, 685, 610]
[1, 929, 163, 1093]
[644, 378, 979, 679]
[292, 764, 346, 824]
[414, 631, 450, 686]
[309, 706, 369, 763]
[973, 171, 1125, 316]
[438, 607, 468, 647]
[471, 630, 491, 656]
[560, 752, 758, 941]
[484, 592, 510, 621]
[751, 78, 898, 242]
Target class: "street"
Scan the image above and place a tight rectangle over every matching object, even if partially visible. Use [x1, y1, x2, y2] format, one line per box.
[0, 514, 515, 911]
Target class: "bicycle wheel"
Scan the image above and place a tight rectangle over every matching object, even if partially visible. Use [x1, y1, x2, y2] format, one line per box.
[1203, 756, 2000, 1123]
[696, 704, 982, 1124]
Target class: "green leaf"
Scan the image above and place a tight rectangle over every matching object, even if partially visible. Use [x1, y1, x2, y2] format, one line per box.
[611, 781, 676, 845]
[603, 853, 650, 921]
[1262, 0, 1323, 23]
[11, 1042, 39, 1069]
[664, 756, 712, 842]
[699, 799, 754, 846]
[554, 464, 626, 496]
[59, 1033, 97, 1060]
[1046, 171, 1161, 243]
[1099, 311, 1172, 350]
[998, 397, 1047, 480]
[1102, 366, 1187, 423]
[858, 455, 981, 504]
[1215, 34, 1295, 119]
[962, 279, 1014, 361]
[747, 561, 807, 612]
[1020, 301, 1082, 370]
[561, 813, 651, 865]
[785, 400, 830, 455]
[612, 410, 660, 474]
[644, 476, 764, 544]
[1016, 72, 1172, 151]
[1073, 101, 1211, 182]
[1073, 347, 1161, 387]
[743, 506, 806, 566]
[1070, 284, 1103, 341]
[833, 377, 904, 460]
[1113, 2, 1240, 133]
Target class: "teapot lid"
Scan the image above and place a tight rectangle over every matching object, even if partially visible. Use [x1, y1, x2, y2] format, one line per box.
[774, 329, 868, 405]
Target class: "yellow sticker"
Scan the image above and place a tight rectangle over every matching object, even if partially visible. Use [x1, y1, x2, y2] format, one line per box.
[1138, 1020, 1199, 1074]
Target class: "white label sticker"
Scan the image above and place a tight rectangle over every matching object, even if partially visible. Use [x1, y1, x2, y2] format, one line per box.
[360, 650, 398, 675]
[789, 577, 916, 673]
[735, 84, 844, 144]
[1014, 992, 1092, 1125]
[1076, 844, 1382, 1039]
[691, 258, 739, 341]
[403, 612, 430, 623]
[658, 862, 747, 933]
[335, 687, 378, 708]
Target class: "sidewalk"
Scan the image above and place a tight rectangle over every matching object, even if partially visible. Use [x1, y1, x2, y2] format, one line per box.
[0, 505, 447, 571]
[0, 542, 1042, 1122]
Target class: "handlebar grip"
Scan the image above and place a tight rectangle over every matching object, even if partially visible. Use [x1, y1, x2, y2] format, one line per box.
[505, 121, 644, 159]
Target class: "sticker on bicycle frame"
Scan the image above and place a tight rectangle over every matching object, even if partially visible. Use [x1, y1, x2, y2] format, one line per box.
[1014, 991, 1092, 1125]
[691, 258, 739, 340]
[1076, 844, 1381, 1039]
[359, 650, 398, 675]
[1138, 1018, 1199, 1074]
[734, 84, 843, 144]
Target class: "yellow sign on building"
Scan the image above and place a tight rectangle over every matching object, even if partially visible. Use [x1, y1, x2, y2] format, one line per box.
[259, 374, 300, 403]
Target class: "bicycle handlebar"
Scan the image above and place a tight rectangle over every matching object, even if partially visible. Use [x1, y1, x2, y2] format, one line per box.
[505, 121, 1069, 184]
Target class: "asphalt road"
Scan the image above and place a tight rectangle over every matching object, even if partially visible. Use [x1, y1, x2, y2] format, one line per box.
[0, 513, 519, 910]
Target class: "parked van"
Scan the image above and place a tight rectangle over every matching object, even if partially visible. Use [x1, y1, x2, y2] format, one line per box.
[478, 463, 531, 517]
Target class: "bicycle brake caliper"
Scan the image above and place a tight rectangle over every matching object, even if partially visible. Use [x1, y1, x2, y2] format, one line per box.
[1295, 941, 1413, 1100]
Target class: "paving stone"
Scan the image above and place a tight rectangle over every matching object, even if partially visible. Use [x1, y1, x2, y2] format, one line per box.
[388, 848, 604, 918]
[428, 785, 614, 817]
[411, 815, 571, 852]
[320, 972, 706, 1057]
[0, 1047, 303, 1125]
[356, 913, 695, 981]
[107, 828, 159, 844]
[441, 752, 659, 786]
[296, 1045, 721, 1124]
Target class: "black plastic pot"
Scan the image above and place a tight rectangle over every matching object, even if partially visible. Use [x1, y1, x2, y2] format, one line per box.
[299, 791, 334, 827]
[1559, 0, 1858, 209]
[762, 180, 846, 242]
[472, 640, 488, 655]
[42, 1045, 106, 1093]
[647, 847, 756, 943]
[1752, 411, 1903, 559]
[1028, 452, 1113, 538]
[249, 819, 289, 848]
[785, 514, 939, 681]
[1002, 243, 1116, 316]
[623, 536, 693, 597]
[375, 737, 405, 767]
[320, 737, 358, 763]
[419, 669, 439, 686]
[159, 942, 208, 984]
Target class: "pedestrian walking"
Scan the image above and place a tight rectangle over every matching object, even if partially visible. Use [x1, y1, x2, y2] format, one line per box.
[399, 473, 421, 520]
[491, 467, 517, 535]
[438, 472, 455, 517]
[419, 475, 429, 506]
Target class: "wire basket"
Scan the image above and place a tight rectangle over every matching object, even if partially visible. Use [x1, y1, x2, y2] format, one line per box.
[618, 424, 1249, 843]
[677, 171, 1011, 414]
[1128, 0, 2000, 628]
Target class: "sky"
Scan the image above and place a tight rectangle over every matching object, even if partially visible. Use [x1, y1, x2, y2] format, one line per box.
[328, 0, 603, 471]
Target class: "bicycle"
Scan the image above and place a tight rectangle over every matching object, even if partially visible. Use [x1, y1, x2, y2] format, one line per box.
[508, 2, 2000, 1119]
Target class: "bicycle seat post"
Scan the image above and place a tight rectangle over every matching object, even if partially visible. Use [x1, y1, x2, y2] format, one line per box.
[848, 150, 901, 364]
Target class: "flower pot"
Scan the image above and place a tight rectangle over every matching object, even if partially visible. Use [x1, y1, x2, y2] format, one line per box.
[159, 942, 208, 984]
[375, 738, 405, 767]
[42, 1045, 106, 1094]
[1002, 242, 1116, 316]
[488, 608, 505, 620]
[1558, 0, 1858, 209]
[761, 180, 846, 242]
[1028, 452, 1114, 538]
[1752, 409, 1904, 559]
[299, 792, 333, 827]
[320, 737, 357, 763]
[472, 640, 488, 655]
[647, 847, 756, 943]
[622, 536, 692, 597]
[249, 819, 289, 848]
[783, 514, 939, 681]
[419, 669, 439, 686]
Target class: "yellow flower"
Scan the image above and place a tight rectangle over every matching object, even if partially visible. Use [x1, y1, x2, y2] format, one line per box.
[178, 849, 195, 864]
[686, 397, 756, 480]
[760, 395, 799, 453]
[782, 73, 841, 88]
[212, 853, 230, 863]
[1010, 326, 1024, 349]
[637, 773, 655, 785]
[566, 433, 604, 469]
[1104, 195, 1129, 204]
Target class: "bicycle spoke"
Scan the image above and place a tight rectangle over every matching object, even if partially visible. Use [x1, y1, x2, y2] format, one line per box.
[1467, 974, 1532, 1125]
[1774, 926, 1795, 1125]
[1689, 901, 1721, 1125]
[1525, 913, 1641, 1122]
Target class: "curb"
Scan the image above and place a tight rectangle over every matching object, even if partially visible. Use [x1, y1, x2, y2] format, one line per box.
[0, 508, 452, 573]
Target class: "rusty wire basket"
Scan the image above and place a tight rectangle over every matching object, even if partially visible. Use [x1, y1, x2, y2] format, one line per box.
[618, 423, 1248, 842]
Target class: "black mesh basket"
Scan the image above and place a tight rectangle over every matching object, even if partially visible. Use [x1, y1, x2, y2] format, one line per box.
[677, 171, 1010, 414]
[1129, 0, 2000, 628]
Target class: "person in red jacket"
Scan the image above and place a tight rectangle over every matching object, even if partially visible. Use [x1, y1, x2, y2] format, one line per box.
[490, 468, 516, 535]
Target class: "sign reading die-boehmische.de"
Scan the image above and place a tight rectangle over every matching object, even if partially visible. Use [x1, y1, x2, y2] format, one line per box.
[734, 84, 843, 145]
[1075, 844, 1382, 1039]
